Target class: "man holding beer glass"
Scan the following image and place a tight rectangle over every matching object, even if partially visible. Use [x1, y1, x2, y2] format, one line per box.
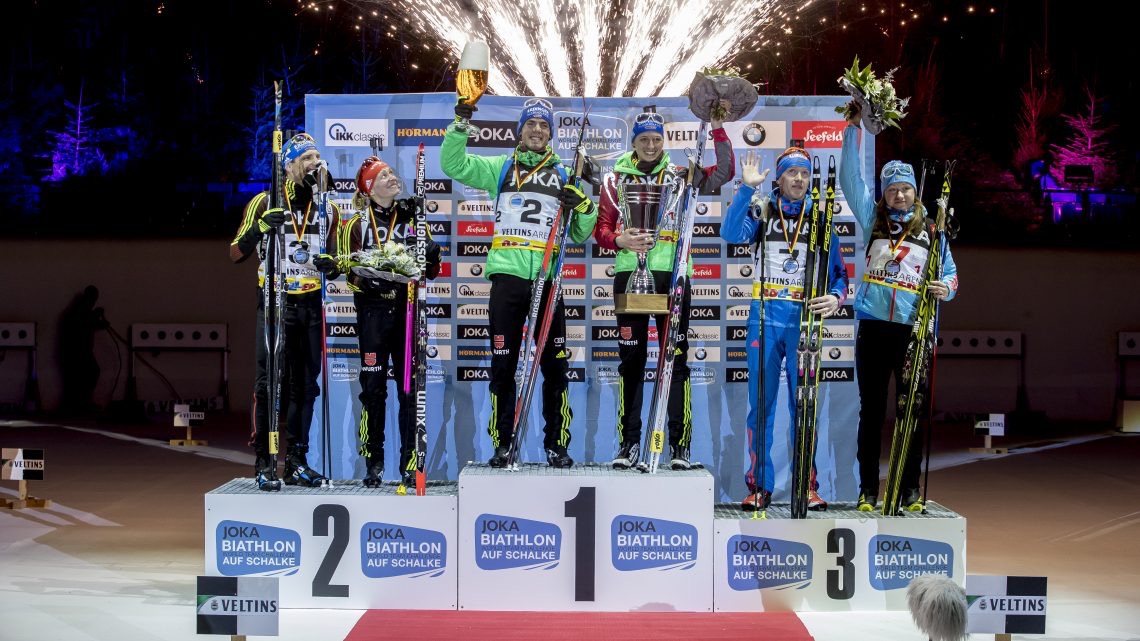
[592, 102, 735, 471]
[442, 93, 598, 468]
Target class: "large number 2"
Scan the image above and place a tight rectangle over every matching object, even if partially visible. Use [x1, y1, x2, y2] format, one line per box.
[564, 487, 596, 602]
[312, 504, 349, 598]
[826, 528, 855, 600]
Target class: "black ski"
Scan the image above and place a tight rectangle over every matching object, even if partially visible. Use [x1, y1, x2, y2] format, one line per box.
[259, 81, 285, 492]
[412, 143, 429, 495]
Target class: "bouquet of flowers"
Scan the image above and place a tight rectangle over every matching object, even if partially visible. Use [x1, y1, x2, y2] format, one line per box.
[836, 57, 909, 135]
[348, 241, 421, 283]
[688, 65, 759, 122]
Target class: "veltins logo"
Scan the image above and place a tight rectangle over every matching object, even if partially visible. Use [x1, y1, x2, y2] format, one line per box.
[360, 522, 446, 578]
[791, 121, 845, 148]
[868, 535, 953, 591]
[475, 514, 561, 570]
[727, 535, 813, 591]
[215, 520, 301, 576]
[611, 515, 698, 571]
[325, 119, 389, 147]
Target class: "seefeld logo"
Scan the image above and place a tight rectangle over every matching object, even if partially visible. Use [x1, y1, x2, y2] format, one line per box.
[792, 121, 845, 148]
[325, 119, 389, 147]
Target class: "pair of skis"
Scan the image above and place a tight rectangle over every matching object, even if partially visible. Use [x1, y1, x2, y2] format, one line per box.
[881, 160, 956, 515]
[789, 156, 837, 518]
[258, 81, 287, 492]
[507, 105, 592, 469]
[638, 122, 709, 474]
[400, 144, 430, 495]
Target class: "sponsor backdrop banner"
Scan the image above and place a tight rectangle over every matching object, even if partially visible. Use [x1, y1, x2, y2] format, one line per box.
[305, 93, 873, 503]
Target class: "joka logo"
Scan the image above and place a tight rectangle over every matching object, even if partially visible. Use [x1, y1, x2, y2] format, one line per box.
[593, 327, 619, 341]
[689, 244, 722, 258]
[459, 222, 493, 237]
[730, 244, 752, 258]
[328, 323, 357, 337]
[424, 179, 453, 194]
[460, 325, 490, 340]
[324, 119, 388, 147]
[692, 263, 721, 279]
[393, 119, 452, 145]
[468, 120, 518, 148]
[333, 178, 356, 192]
[792, 121, 845, 148]
[437, 243, 453, 257]
[728, 368, 749, 382]
[820, 367, 854, 382]
[458, 242, 491, 256]
[834, 222, 855, 237]
[564, 306, 585, 320]
[693, 223, 721, 237]
[592, 245, 618, 258]
[689, 306, 721, 320]
[729, 326, 748, 341]
[429, 221, 451, 236]
[831, 305, 854, 320]
[561, 263, 585, 279]
[426, 304, 452, 318]
[458, 367, 491, 381]
[566, 368, 585, 382]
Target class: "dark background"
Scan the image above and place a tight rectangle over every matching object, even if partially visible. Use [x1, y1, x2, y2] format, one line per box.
[4, 0, 1136, 244]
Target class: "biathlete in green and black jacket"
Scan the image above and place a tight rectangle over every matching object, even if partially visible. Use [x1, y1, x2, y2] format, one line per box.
[442, 98, 598, 468]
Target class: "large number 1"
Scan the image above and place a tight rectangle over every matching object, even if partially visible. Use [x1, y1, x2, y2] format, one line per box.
[826, 528, 855, 600]
[564, 487, 596, 601]
[312, 504, 349, 597]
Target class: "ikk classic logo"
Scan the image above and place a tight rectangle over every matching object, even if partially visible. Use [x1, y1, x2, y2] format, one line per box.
[216, 520, 301, 576]
[727, 534, 813, 590]
[324, 119, 389, 147]
[868, 535, 953, 590]
[611, 515, 698, 571]
[360, 522, 446, 578]
[475, 514, 561, 570]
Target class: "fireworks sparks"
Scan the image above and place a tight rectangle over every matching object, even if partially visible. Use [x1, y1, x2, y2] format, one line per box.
[347, 0, 808, 97]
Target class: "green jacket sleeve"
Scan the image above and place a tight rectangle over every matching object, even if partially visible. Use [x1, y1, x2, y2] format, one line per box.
[440, 123, 509, 198]
[567, 198, 598, 244]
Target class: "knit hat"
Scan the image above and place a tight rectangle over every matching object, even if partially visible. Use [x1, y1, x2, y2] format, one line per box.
[281, 132, 317, 168]
[355, 156, 392, 195]
[880, 160, 916, 194]
[775, 146, 811, 179]
[631, 111, 665, 143]
[517, 98, 554, 135]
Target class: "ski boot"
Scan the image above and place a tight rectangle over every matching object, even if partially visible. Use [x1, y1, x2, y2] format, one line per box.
[545, 445, 574, 469]
[857, 491, 877, 512]
[254, 455, 282, 492]
[901, 488, 925, 513]
[284, 450, 328, 487]
[362, 456, 383, 489]
[487, 445, 511, 468]
[741, 489, 772, 512]
[807, 488, 828, 511]
[612, 442, 640, 470]
[670, 445, 703, 470]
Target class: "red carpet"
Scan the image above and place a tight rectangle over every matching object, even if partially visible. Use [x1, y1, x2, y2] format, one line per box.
[346, 610, 812, 640]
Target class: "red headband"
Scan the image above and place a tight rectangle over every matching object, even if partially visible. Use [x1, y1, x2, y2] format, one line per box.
[356, 156, 392, 194]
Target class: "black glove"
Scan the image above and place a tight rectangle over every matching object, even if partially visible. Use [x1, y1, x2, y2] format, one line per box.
[312, 254, 338, 277]
[454, 102, 477, 120]
[258, 207, 286, 234]
[559, 183, 592, 214]
[673, 165, 690, 182]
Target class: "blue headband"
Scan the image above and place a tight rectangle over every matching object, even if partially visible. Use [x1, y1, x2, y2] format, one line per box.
[775, 149, 811, 179]
[880, 160, 916, 194]
[631, 112, 665, 143]
[517, 101, 554, 135]
[282, 133, 317, 168]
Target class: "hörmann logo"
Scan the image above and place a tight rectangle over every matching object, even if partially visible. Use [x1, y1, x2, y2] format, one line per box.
[689, 244, 721, 258]
[393, 119, 451, 145]
[458, 347, 492, 360]
[459, 221, 494, 237]
[467, 120, 518, 148]
[792, 121, 845, 148]
[325, 119, 389, 147]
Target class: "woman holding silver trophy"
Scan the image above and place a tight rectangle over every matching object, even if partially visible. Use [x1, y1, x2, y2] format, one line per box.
[593, 93, 738, 472]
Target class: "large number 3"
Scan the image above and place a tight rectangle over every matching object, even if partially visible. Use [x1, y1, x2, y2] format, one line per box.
[826, 527, 855, 600]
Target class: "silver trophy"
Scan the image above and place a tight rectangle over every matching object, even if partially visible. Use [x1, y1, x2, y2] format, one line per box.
[614, 182, 671, 315]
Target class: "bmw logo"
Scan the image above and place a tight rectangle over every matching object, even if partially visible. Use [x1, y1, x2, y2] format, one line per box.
[828, 347, 842, 360]
[471, 264, 483, 276]
[743, 123, 767, 147]
[427, 346, 438, 358]
[695, 348, 707, 360]
[696, 203, 709, 215]
[740, 264, 753, 277]
[427, 201, 439, 213]
[605, 266, 616, 277]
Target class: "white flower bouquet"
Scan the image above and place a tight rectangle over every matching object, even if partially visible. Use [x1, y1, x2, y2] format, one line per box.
[836, 57, 909, 135]
[348, 241, 421, 283]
